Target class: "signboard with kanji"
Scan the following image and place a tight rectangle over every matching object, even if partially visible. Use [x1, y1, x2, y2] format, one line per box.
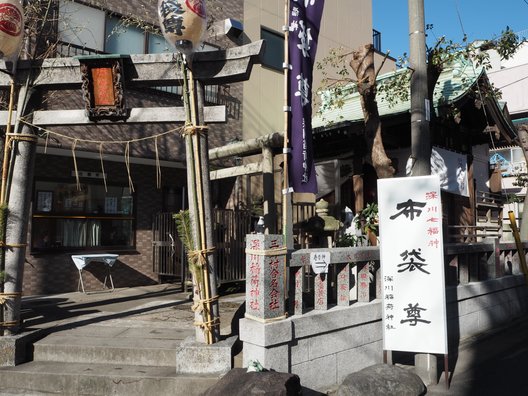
[378, 175, 448, 354]
[245, 234, 286, 322]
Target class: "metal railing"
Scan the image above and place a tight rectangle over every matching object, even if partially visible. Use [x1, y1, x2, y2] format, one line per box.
[153, 209, 252, 284]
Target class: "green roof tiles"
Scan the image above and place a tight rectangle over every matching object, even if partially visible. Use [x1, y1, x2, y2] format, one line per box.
[313, 58, 484, 129]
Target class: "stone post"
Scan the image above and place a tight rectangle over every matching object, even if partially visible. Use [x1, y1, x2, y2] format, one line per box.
[357, 262, 371, 303]
[245, 234, 286, 322]
[336, 263, 351, 306]
[314, 273, 328, 310]
[289, 265, 305, 315]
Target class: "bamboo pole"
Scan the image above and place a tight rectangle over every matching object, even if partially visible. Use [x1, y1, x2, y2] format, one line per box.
[195, 79, 220, 343]
[181, 58, 206, 343]
[188, 68, 213, 345]
[508, 211, 528, 285]
[181, 57, 217, 344]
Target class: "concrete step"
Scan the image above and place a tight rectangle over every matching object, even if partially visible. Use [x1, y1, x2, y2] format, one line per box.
[0, 361, 219, 396]
[32, 325, 194, 367]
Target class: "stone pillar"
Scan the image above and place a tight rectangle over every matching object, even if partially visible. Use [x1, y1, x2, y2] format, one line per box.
[459, 254, 469, 284]
[337, 263, 351, 306]
[314, 273, 328, 310]
[358, 262, 371, 303]
[239, 318, 292, 372]
[245, 234, 286, 322]
[447, 254, 459, 285]
[415, 353, 438, 386]
[469, 253, 479, 281]
[290, 266, 305, 315]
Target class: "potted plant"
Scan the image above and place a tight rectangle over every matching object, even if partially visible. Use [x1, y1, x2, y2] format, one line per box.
[355, 203, 378, 246]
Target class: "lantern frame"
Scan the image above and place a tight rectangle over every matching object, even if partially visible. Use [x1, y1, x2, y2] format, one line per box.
[77, 55, 129, 121]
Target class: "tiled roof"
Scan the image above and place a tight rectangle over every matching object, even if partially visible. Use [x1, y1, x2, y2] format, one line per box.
[313, 58, 484, 129]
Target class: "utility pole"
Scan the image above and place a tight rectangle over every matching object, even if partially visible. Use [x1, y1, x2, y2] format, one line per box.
[408, 0, 436, 386]
[408, 0, 431, 177]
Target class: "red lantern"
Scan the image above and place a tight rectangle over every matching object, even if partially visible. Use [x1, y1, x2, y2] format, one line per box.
[158, 0, 207, 55]
[0, 0, 24, 60]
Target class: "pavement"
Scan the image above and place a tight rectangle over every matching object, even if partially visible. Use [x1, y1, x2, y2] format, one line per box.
[20, 283, 245, 337]
[425, 315, 528, 396]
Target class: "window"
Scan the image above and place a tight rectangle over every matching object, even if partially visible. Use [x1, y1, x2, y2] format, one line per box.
[490, 147, 527, 176]
[58, 1, 150, 55]
[148, 33, 173, 54]
[57, 2, 221, 103]
[31, 181, 135, 252]
[373, 29, 382, 52]
[105, 16, 146, 55]
[261, 27, 284, 71]
[58, 1, 106, 51]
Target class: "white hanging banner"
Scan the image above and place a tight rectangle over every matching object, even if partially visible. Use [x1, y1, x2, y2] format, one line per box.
[378, 175, 448, 355]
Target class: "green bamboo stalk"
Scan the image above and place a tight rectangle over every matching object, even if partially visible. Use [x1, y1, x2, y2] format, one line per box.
[181, 56, 211, 342]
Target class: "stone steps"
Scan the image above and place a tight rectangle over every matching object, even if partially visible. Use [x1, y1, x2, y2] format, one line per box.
[0, 293, 243, 395]
[0, 321, 226, 394]
[0, 361, 219, 396]
[32, 325, 192, 367]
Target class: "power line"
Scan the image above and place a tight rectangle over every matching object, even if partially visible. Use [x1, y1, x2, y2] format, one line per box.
[454, 0, 466, 38]
[497, 74, 528, 90]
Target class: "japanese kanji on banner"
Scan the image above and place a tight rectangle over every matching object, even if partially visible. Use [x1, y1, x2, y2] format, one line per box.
[288, 0, 325, 193]
[378, 175, 448, 354]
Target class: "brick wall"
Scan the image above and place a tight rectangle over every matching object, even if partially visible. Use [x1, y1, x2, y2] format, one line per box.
[24, 154, 186, 295]
[19, 0, 247, 295]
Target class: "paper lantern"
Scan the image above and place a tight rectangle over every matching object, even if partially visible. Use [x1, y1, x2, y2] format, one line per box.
[158, 0, 206, 55]
[0, 0, 24, 59]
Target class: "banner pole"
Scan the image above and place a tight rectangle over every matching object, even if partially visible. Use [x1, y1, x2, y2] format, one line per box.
[282, 0, 293, 250]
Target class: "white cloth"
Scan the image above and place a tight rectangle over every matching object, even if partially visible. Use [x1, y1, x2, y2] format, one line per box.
[71, 254, 118, 270]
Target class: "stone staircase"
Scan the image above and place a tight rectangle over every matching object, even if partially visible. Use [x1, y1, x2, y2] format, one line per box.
[0, 318, 228, 395]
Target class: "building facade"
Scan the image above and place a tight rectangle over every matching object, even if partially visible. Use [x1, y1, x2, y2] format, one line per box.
[2, 0, 392, 295]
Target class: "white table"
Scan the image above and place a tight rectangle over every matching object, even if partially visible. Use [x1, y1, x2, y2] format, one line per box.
[71, 254, 118, 293]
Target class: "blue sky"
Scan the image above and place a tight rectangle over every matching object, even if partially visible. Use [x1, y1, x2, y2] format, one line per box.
[373, 0, 528, 59]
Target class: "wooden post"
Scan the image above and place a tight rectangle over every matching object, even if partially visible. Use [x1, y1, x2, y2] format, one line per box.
[334, 159, 341, 214]
[353, 175, 364, 214]
[262, 145, 277, 234]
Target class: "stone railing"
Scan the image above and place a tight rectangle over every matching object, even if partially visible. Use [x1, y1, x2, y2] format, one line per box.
[445, 241, 527, 285]
[288, 246, 380, 315]
[285, 240, 528, 316]
[241, 237, 528, 391]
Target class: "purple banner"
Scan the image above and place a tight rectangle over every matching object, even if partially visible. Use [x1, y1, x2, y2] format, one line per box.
[288, 0, 324, 194]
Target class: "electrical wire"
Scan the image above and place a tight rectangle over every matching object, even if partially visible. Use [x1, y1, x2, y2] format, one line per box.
[496, 74, 528, 90]
[453, 0, 466, 38]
